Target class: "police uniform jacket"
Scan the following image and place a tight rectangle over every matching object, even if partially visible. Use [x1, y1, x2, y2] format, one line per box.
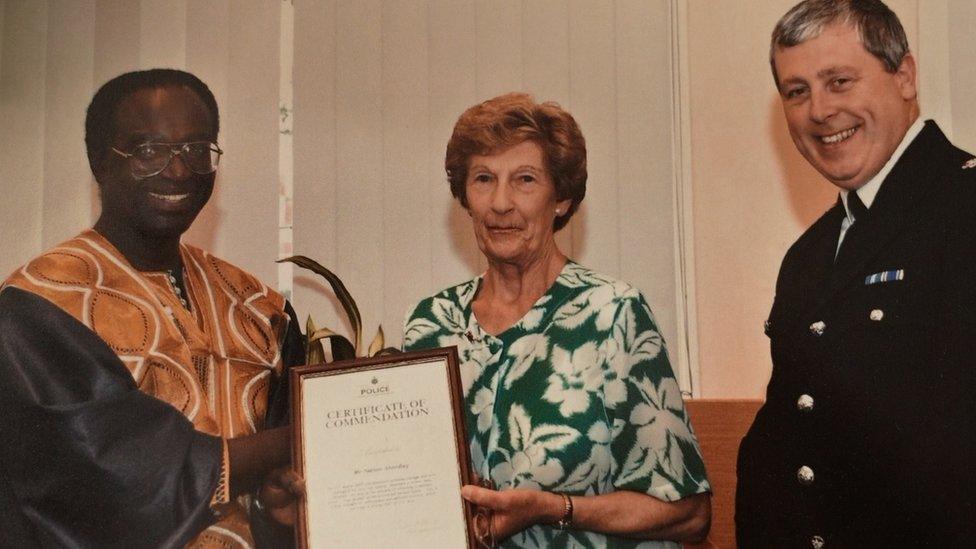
[736, 121, 976, 548]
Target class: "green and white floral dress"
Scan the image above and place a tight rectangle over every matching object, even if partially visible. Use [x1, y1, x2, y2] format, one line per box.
[403, 262, 710, 548]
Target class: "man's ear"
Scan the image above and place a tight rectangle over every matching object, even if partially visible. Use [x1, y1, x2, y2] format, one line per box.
[895, 53, 917, 101]
[90, 149, 113, 184]
[91, 164, 107, 186]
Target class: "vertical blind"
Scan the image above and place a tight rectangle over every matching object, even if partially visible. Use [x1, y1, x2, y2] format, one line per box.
[1, 0, 702, 394]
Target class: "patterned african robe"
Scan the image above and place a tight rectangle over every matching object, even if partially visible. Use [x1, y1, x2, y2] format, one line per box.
[0, 229, 297, 548]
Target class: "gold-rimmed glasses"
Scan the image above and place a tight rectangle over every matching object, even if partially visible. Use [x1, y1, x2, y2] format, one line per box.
[111, 141, 223, 179]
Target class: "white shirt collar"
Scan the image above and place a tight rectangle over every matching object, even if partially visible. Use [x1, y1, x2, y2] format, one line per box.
[840, 116, 925, 222]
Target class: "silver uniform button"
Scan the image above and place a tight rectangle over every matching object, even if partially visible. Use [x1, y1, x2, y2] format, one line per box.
[869, 309, 884, 321]
[797, 394, 814, 412]
[809, 321, 826, 336]
[797, 465, 815, 485]
[811, 535, 825, 548]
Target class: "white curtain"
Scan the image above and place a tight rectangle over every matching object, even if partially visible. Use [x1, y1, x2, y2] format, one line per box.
[0, 0, 693, 391]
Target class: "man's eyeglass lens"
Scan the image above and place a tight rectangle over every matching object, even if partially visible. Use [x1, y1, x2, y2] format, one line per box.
[113, 142, 222, 179]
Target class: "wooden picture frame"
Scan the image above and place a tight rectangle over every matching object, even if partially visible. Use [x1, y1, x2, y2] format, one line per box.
[290, 347, 476, 548]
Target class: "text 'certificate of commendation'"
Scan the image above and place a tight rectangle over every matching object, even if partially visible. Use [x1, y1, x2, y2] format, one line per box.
[292, 348, 475, 548]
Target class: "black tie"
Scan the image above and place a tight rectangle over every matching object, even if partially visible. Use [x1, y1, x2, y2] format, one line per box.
[836, 190, 868, 262]
[848, 190, 868, 222]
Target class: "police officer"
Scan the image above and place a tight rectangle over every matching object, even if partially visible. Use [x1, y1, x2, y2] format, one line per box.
[736, 1, 975, 546]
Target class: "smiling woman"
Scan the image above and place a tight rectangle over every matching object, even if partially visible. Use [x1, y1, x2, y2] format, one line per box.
[464, 141, 572, 275]
[404, 93, 711, 548]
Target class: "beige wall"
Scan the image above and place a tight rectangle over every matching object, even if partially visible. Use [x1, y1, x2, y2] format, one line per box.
[686, 0, 976, 397]
[0, 0, 283, 287]
[0, 1, 46, 271]
[0, 0, 691, 388]
[2, 0, 974, 398]
[946, 0, 976, 147]
[687, 0, 859, 398]
[687, 1, 910, 397]
[288, 0, 687, 386]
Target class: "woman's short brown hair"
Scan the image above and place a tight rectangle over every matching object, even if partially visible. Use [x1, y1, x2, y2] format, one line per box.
[445, 92, 586, 232]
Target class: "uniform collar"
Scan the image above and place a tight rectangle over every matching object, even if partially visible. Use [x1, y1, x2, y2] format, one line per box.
[840, 116, 925, 222]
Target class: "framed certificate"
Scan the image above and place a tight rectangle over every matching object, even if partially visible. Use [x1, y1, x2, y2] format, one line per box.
[291, 347, 477, 548]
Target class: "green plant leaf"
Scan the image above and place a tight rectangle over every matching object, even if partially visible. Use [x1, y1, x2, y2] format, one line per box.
[374, 346, 402, 357]
[309, 326, 356, 363]
[278, 255, 362, 354]
[308, 326, 342, 343]
[305, 315, 326, 365]
[367, 325, 385, 357]
[330, 336, 356, 362]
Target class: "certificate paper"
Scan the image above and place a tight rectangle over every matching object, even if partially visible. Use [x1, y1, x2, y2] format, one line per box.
[291, 348, 475, 548]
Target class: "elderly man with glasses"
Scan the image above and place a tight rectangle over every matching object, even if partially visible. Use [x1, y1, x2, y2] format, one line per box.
[0, 69, 303, 548]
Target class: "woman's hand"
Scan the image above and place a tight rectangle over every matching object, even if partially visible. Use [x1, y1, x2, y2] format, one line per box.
[258, 467, 305, 526]
[460, 484, 562, 542]
[461, 484, 711, 544]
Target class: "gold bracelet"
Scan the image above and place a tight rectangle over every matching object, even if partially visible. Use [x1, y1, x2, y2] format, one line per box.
[555, 493, 574, 530]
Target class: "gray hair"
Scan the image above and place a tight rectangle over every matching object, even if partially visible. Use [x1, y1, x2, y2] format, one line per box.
[770, 0, 909, 87]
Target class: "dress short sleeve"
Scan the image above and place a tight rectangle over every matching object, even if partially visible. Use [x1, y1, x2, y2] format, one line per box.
[604, 294, 710, 500]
